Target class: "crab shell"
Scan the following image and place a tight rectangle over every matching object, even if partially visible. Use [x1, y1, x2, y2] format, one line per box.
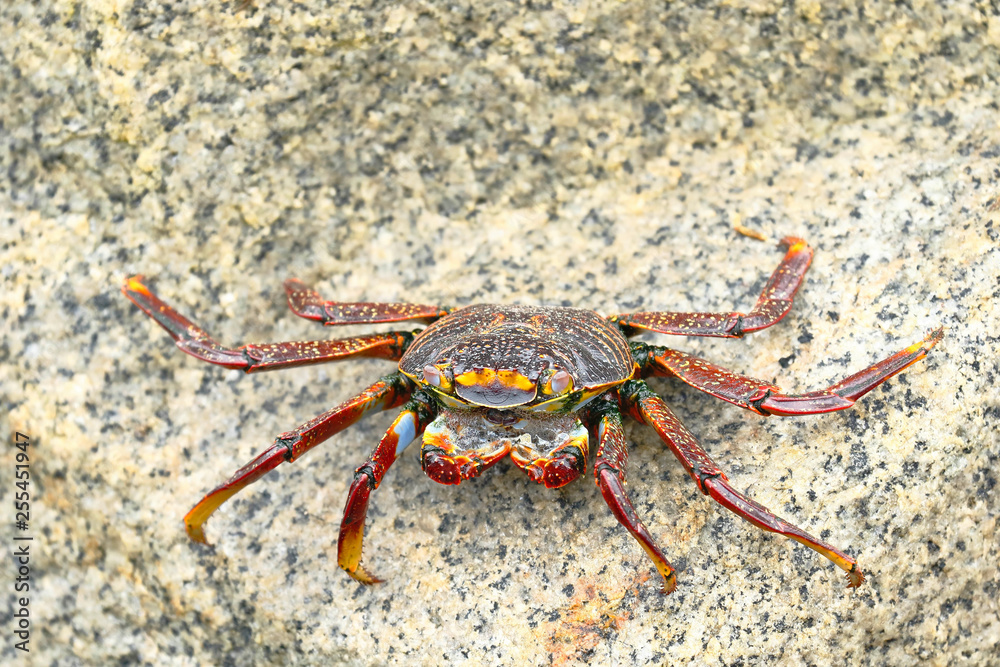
[398, 304, 637, 412]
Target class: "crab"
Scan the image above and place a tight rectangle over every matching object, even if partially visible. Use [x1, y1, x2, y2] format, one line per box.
[123, 237, 942, 593]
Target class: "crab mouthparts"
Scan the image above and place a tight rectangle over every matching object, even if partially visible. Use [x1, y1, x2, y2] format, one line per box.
[484, 408, 520, 425]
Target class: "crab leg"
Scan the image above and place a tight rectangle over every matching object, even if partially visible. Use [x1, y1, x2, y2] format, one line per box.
[124, 276, 415, 371]
[587, 395, 677, 593]
[639, 328, 943, 416]
[619, 379, 865, 589]
[611, 237, 812, 338]
[184, 373, 412, 543]
[285, 278, 449, 326]
[338, 391, 438, 584]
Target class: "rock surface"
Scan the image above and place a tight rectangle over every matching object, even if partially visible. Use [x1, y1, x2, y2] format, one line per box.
[2, 0, 998, 664]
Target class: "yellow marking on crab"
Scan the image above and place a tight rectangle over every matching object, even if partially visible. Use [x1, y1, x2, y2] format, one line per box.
[125, 276, 152, 297]
[907, 328, 944, 355]
[787, 238, 808, 253]
[430, 391, 468, 409]
[454, 368, 535, 392]
[399, 369, 469, 407]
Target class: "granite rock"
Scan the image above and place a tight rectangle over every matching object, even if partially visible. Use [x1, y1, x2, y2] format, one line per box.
[2, 0, 999, 665]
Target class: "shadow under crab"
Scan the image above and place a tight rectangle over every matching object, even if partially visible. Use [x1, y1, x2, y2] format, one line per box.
[123, 236, 942, 594]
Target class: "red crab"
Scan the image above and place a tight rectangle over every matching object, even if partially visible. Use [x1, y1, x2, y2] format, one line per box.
[123, 237, 941, 593]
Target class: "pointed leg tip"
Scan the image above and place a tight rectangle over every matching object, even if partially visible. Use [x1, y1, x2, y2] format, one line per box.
[661, 573, 678, 595]
[907, 327, 944, 357]
[348, 564, 384, 586]
[123, 275, 151, 298]
[777, 235, 808, 250]
[185, 523, 211, 545]
[846, 564, 865, 589]
[926, 327, 945, 347]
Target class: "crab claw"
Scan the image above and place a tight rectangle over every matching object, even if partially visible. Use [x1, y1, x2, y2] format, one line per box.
[513, 447, 587, 489]
[421, 448, 463, 485]
[420, 413, 513, 485]
[421, 444, 513, 485]
[508, 420, 589, 489]
[421, 448, 479, 485]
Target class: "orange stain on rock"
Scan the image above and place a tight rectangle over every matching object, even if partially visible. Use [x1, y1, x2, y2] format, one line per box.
[543, 572, 650, 665]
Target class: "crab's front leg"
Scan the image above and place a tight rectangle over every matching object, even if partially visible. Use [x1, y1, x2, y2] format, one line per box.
[587, 395, 677, 593]
[184, 373, 412, 543]
[338, 391, 438, 584]
[620, 379, 865, 589]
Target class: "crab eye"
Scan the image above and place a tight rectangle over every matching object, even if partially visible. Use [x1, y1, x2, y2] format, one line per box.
[549, 370, 573, 395]
[422, 364, 454, 392]
[423, 365, 441, 385]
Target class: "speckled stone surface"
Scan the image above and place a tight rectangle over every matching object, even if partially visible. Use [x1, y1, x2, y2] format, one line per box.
[2, 0, 999, 665]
